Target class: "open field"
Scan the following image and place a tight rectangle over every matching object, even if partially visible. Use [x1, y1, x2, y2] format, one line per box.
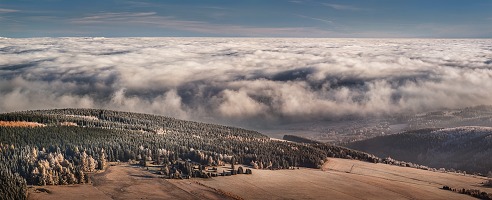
[197, 158, 492, 200]
[28, 163, 236, 200]
[28, 184, 111, 200]
[28, 159, 492, 200]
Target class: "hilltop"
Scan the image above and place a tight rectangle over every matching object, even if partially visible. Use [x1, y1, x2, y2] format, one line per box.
[0, 108, 377, 200]
[346, 126, 492, 175]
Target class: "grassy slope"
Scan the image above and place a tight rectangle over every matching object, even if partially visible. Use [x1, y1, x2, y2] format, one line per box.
[28, 163, 236, 200]
[197, 158, 491, 200]
[30, 158, 491, 200]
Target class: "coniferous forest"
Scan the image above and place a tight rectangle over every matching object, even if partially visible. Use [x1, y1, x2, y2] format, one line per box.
[0, 108, 380, 200]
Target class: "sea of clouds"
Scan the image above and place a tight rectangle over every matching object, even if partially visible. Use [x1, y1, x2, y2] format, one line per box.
[1, 37, 491, 127]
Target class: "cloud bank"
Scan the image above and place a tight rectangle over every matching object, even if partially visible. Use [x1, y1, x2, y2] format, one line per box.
[1, 38, 491, 127]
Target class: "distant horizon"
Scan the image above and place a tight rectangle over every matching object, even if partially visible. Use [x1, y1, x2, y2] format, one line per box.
[2, 36, 492, 39]
[1, 0, 491, 38]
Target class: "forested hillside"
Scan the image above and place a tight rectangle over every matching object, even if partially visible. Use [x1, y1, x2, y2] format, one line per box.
[0, 109, 379, 200]
[283, 135, 321, 144]
[346, 127, 492, 175]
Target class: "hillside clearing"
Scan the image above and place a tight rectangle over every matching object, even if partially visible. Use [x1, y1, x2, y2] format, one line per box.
[0, 121, 45, 127]
[28, 163, 236, 200]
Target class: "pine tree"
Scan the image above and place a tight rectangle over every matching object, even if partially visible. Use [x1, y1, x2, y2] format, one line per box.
[77, 168, 85, 184]
[80, 151, 88, 171]
[87, 156, 97, 172]
[208, 156, 214, 166]
[98, 148, 106, 170]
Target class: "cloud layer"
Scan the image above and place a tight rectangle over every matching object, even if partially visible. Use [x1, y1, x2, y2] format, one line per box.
[1, 38, 491, 127]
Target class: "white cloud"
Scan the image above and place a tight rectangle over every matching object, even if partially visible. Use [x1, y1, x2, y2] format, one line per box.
[217, 89, 267, 118]
[296, 14, 334, 24]
[1, 38, 491, 127]
[72, 12, 158, 23]
[70, 12, 333, 37]
[0, 8, 19, 13]
[323, 3, 360, 11]
[289, 1, 304, 4]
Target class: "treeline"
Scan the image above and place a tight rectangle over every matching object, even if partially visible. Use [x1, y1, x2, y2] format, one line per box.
[0, 109, 267, 140]
[0, 147, 27, 200]
[0, 109, 380, 200]
[442, 185, 492, 200]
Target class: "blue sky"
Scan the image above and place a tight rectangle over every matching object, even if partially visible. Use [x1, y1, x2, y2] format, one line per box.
[0, 0, 491, 38]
